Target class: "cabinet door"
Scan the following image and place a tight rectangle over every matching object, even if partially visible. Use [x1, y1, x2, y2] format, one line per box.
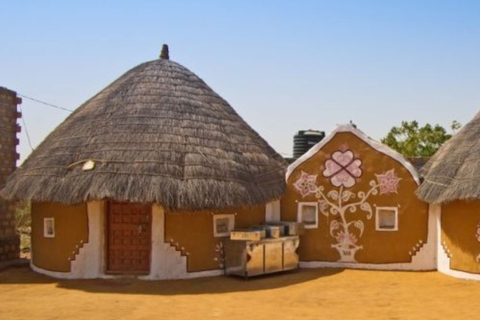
[246, 242, 264, 276]
[283, 238, 299, 270]
[264, 242, 283, 273]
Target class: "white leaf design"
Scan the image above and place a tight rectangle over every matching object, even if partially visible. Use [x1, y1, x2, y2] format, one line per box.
[354, 220, 364, 237]
[360, 202, 372, 217]
[328, 190, 339, 200]
[342, 190, 355, 202]
[357, 191, 366, 200]
[318, 200, 330, 216]
[330, 220, 340, 237]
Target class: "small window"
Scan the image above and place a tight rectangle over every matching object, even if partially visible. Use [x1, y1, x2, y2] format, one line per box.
[297, 202, 318, 229]
[376, 207, 398, 231]
[44, 218, 55, 238]
[213, 214, 235, 237]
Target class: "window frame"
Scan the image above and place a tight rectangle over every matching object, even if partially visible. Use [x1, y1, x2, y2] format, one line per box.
[297, 202, 319, 229]
[43, 217, 55, 238]
[375, 206, 399, 231]
[213, 214, 235, 237]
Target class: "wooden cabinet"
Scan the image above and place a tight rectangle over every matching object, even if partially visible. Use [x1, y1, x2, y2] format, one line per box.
[225, 236, 299, 278]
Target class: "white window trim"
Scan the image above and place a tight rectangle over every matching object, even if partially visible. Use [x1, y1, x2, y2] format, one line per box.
[213, 214, 235, 237]
[297, 202, 318, 229]
[375, 206, 398, 231]
[43, 217, 55, 238]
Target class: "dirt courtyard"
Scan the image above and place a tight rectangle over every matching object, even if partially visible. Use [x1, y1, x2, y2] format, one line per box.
[1, 267, 480, 320]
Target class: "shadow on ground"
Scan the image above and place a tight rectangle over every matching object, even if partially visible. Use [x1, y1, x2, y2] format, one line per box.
[0, 265, 343, 295]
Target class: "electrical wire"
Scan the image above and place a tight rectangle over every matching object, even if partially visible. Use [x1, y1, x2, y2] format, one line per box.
[17, 93, 73, 112]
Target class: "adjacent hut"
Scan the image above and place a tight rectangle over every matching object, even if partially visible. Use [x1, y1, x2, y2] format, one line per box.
[280, 124, 435, 270]
[417, 111, 480, 280]
[0, 45, 287, 279]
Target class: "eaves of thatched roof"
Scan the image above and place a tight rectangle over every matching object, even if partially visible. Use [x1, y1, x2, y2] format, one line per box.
[417, 111, 480, 204]
[0, 46, 287, 210]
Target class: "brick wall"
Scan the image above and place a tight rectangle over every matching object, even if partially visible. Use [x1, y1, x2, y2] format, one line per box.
[0, 87, 21, 261]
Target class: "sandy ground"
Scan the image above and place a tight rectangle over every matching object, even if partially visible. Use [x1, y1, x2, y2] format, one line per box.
[1, 267, 480, 320]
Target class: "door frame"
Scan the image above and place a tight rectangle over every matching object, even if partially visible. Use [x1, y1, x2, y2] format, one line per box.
[105, 201, 152, 275]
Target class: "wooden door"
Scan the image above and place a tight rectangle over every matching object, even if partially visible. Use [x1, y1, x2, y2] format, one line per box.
[106, 201, 152, 274]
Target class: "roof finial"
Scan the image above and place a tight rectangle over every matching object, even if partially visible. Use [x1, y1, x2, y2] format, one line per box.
[160, 44, 169, 60]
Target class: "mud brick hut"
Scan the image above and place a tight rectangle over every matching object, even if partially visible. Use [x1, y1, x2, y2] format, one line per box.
[417, 110, 480, 280]
[0, 45, 287, 279]
[280, 124, 435, 270]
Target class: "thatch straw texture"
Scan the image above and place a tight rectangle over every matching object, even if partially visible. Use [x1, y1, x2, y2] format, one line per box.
[1, 57, 287, 210]
[417, 111, 480, 204]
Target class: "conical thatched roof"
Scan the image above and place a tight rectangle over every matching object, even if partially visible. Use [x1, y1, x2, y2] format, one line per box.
[417, 111, 480, 204]
[1, 46, 287, 210]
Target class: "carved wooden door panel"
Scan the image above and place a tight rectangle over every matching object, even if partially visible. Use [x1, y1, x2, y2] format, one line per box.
[107, 202, 152, 274]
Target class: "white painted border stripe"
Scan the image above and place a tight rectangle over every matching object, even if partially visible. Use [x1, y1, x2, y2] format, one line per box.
[300, 261, 433, 271]
[286, 124, 420, 185]
[31, 260, 224, 280]
[141, 269, 224, 281]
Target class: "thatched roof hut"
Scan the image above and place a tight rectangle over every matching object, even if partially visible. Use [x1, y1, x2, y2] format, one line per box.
[416, 112, 480, 204]
[1, 45, 287, 210]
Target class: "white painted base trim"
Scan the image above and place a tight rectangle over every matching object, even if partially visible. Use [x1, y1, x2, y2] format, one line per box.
[30, 260, 72, 279]
[30, 261, 115, 279]
[437, 260, 480, 281]
[300, 261, 433, 271]
[141, 269, 224, 280]
[435, 205, 480, 281]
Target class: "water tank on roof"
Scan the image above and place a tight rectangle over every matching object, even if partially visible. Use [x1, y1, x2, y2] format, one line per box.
[293, 130, 325, 158]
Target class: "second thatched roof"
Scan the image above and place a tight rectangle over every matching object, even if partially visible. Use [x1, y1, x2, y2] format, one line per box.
[417, 110, 480, 204]
[1, 46, 287, 210]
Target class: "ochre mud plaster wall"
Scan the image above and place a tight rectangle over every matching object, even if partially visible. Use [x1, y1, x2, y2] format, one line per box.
[441, 200, 480, 274]
[165, 205, 265, 272]
[31, 202, 88, 272]
[0, 87, 21, 262]
[281, 131, 428, 264]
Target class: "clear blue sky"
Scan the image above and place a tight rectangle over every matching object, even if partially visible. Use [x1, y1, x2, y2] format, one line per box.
[2, 1, 480, 162]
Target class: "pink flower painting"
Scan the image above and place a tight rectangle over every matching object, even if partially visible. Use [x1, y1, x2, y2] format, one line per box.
[334, 231, 358, 246]
[323, 150, 362, 188]
[375, 169, 401, 194]
[293, 171, 318, 197]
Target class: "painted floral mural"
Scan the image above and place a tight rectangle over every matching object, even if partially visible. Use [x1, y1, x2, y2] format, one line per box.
[323, 150, 362, 188]
[294, 148, 401, 262]
[293, 171, 318, 197]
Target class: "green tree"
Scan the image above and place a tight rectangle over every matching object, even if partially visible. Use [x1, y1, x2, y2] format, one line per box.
[381, 120, 461, 157]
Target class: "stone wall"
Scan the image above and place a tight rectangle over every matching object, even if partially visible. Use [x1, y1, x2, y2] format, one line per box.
[0, 87, 21, 261]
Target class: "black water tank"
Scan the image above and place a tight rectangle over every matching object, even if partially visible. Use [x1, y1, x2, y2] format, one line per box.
[293, 130, 325, 158]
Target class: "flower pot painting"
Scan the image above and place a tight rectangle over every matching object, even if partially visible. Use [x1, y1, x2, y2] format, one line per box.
[293, 148, 401, 262]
